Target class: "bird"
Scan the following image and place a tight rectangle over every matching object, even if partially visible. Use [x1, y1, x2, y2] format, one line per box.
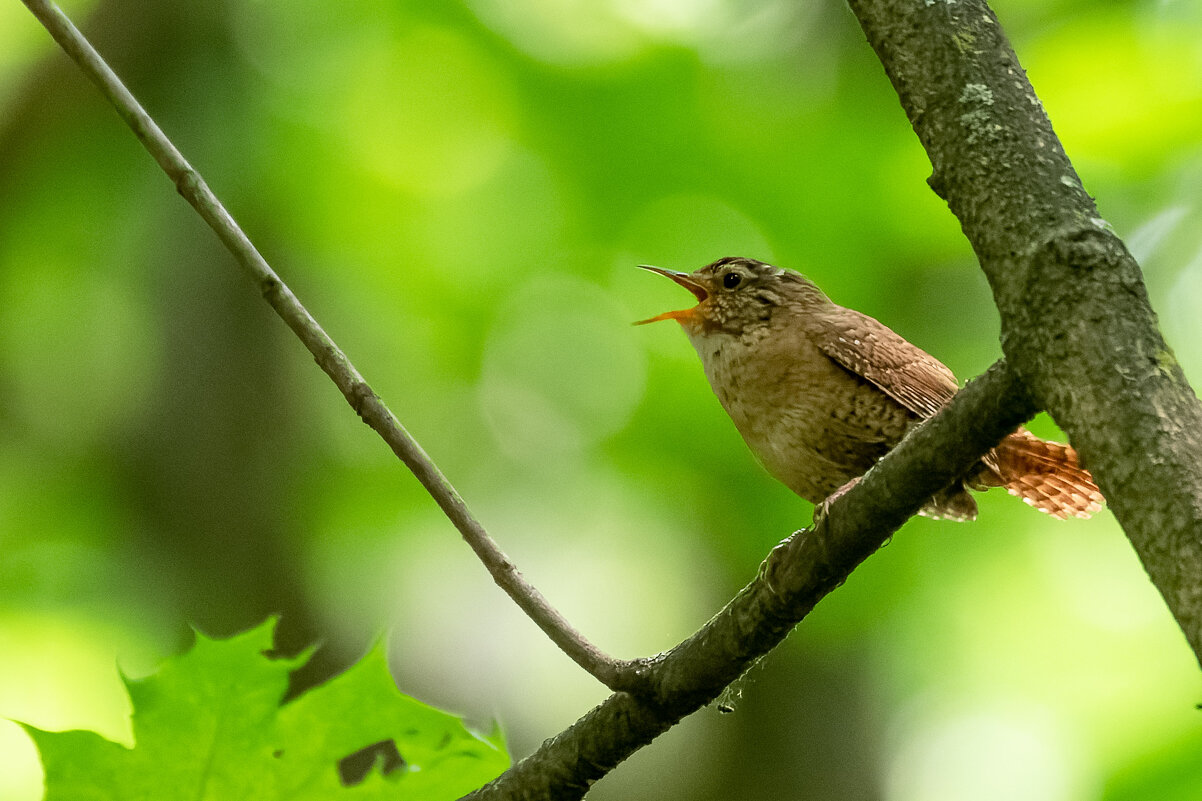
[635, 256, 1103, 521]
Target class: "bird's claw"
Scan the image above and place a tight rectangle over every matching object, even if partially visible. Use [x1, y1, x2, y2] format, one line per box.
[812, 476, 861, 526]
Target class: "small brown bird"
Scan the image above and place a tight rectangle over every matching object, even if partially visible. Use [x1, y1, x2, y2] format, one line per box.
[636, 257, 1103, 521]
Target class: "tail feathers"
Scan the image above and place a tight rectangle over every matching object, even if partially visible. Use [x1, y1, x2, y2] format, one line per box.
[976, 428, 1104, 520]
[920, 484, 979, 522]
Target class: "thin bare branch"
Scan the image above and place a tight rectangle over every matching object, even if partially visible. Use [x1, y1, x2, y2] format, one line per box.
[19, 0, 629, 690]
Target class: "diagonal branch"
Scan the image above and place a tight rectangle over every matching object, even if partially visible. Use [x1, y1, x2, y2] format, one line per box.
[466, 361, 1037, 800]
[848, 0, 1202, 666]
[19, 0, 630, 690]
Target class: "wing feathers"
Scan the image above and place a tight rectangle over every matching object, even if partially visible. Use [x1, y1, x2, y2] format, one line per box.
[809, 305, 958, 418]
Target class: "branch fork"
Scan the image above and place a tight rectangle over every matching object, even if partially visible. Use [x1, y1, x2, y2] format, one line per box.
[15, 4, 1058, 792]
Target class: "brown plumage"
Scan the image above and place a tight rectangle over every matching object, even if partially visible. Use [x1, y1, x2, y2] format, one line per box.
[637, 256, 1103, 521]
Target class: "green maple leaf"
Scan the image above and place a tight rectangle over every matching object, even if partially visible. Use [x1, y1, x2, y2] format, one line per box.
[22, 619, 508, 800]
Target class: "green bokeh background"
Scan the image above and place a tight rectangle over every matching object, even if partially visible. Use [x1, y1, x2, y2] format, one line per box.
[2, 0, 1202, 798]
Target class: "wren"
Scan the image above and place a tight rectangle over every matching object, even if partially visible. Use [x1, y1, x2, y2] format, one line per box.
[636, 256, 1103, 521]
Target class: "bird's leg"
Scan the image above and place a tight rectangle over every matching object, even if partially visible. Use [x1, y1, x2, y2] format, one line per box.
[812, 476, 861, 524]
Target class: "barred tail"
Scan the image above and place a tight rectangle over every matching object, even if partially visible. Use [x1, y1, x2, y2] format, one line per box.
[975, 428, 1105, 520]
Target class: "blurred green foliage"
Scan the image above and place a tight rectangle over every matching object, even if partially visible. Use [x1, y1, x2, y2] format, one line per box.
[1, 0, 1201, 799]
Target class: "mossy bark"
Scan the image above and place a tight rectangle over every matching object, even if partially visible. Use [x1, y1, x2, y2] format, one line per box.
[849, 0, 1202, 663]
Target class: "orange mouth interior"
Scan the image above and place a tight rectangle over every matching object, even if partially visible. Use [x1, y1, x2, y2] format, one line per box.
[634, 307, 696, 325]
[634, 267, 708, 325]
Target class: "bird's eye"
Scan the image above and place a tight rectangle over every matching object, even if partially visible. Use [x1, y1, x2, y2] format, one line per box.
[722, 272, 742, 289]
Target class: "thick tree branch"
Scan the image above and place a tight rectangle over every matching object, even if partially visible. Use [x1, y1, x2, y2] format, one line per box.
[20, 0, 630, 689]
[847, 0, 1202, 665]
[466, 362, 1036, 800]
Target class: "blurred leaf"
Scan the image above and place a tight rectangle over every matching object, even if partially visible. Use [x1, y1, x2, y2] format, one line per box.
[23, 619, 508, 800]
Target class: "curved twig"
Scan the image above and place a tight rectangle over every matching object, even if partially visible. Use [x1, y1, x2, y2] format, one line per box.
[20, 0, 630, 690]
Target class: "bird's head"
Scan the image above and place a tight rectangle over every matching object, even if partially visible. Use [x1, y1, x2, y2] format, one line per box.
[635, 256, 823, 336]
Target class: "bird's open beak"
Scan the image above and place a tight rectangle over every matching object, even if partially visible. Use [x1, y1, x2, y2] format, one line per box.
[634, 265, 709, 325]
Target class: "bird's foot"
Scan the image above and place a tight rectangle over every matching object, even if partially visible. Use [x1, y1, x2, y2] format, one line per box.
[812, 476, 861, 526]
